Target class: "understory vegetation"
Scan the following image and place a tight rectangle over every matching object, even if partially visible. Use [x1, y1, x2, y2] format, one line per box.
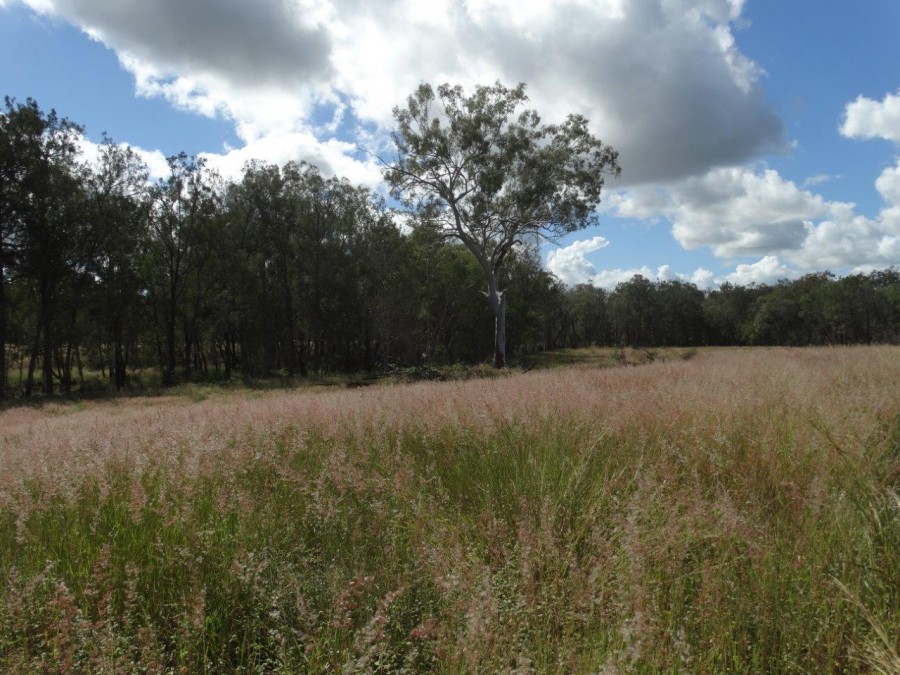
[0, 347, 897, 673]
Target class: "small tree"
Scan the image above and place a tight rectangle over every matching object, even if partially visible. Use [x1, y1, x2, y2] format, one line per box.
[385, 82, 620, 367]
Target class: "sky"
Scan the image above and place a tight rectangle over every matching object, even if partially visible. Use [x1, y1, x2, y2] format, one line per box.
[1, 0, 898, 288]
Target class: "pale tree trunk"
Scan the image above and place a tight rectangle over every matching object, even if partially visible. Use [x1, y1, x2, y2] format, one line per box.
[487, 275, 507, 369]
[454, 222, 510, 369]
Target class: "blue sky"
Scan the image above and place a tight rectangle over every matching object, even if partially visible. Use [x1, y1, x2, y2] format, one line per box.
[1, 0, 898, 287]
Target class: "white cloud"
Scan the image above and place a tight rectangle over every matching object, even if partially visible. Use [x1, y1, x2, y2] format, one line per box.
[591, 266, 656, 289]
[26, 0, 333, 91]
[545, 236, 609, 286]
[130, 146, 170, 180]
[665, 168, 842, 257]
[802, 174, 839, 188]
[75, 135, 169, 181]
[840, 90, 900, 143]
[608, 163, 900, 272]
[590, 264, 716, 290]
[875, 161, 900, 205]
[199, 132, 381, 187]
[546, 237, 714, 289]
[547, 232, 798, 290]
[657, 265, 716, 288]
[689, 267, 716, 288]
[604, 188, 669, 220]
[717, 255, 795, 286]
[789, 89, 900, 271]
[13, 0, 783, 185]
[789, 158, 900, 271]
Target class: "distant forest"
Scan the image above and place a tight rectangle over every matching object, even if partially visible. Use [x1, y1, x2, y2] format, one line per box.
[1, 98, 898, 396]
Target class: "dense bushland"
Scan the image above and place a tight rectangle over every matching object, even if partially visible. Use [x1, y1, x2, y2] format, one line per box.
[0, 347, 897, 672]
[2, 98, 899, 399]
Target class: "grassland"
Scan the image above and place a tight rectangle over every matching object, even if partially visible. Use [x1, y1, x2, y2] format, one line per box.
[0, 347, 897, 673]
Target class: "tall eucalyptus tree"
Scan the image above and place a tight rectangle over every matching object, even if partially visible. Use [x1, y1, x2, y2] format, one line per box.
[385, 82, 620, 367]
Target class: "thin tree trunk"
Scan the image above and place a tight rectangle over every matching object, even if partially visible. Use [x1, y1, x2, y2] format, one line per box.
[283, 276, 295, 376]
[62, 342, 73, 395]
[487, 279, 507, 369]
[108, 321, 117, 390]
[114, 335, 126, 391]
[75, 345, 84, 388]
[26, 331, 39, 397]
[364, 325, 373, 371]
[222, 334, 231, 380]
[165, 314, 176, 386]
[198, 343, 208, 376]
[41, 314, 53, 396]
[18, 345, 24, 391]
[183, 320, 192, 383]
[164, 269, 179, 386]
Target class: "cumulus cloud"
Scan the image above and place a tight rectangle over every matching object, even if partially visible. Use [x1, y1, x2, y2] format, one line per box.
[590, 266, 656, 289]
[592, 264, 717, 290]
[546, 237, 714, 289]
[546, 230, 798, 290]
[75, 130, 381, 188]
[717, 255, 795, 286]
[665, 168, 842, 257]
[778, 89, 899, 271]
[875, 160, 900, 205]
[690, 267, 716, 288]
[786, 161, 900, 271]
[545, 236, 609, 286]
[198, 132, 381, 187]
[840, 90, 900, 143]
[659, 265, 716, 288]
[22, 0, 333, 90]
[608, 162, 900, 272]
[75, 134, 170, 180]
[609, 167, 836, 258]
[13, 0, 783, 185]
[874, 167, 900, 263]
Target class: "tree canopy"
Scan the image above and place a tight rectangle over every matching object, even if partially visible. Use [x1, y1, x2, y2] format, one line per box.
[385, 82, 620, 367]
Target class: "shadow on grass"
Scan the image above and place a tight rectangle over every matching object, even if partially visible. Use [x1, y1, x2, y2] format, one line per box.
[0, 348, 700, 412]
[0, 371, 316, 412]
[519, 346, 699, 370]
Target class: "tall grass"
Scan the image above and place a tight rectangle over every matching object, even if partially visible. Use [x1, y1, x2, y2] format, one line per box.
[0, 347, 897, 672]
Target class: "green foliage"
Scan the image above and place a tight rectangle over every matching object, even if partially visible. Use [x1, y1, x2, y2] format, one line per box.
[554, 270, 900, 350]
[385, 81, 620, 367]
[1, 95, 898, 402]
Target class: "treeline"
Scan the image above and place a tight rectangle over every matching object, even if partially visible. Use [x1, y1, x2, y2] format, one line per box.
[1, 98, 898, 396]
[0, 97, 563, 396]
[555, 271, 900, 349]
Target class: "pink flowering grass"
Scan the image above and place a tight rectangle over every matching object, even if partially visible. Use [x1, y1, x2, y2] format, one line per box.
[0, 346, 898, 672]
